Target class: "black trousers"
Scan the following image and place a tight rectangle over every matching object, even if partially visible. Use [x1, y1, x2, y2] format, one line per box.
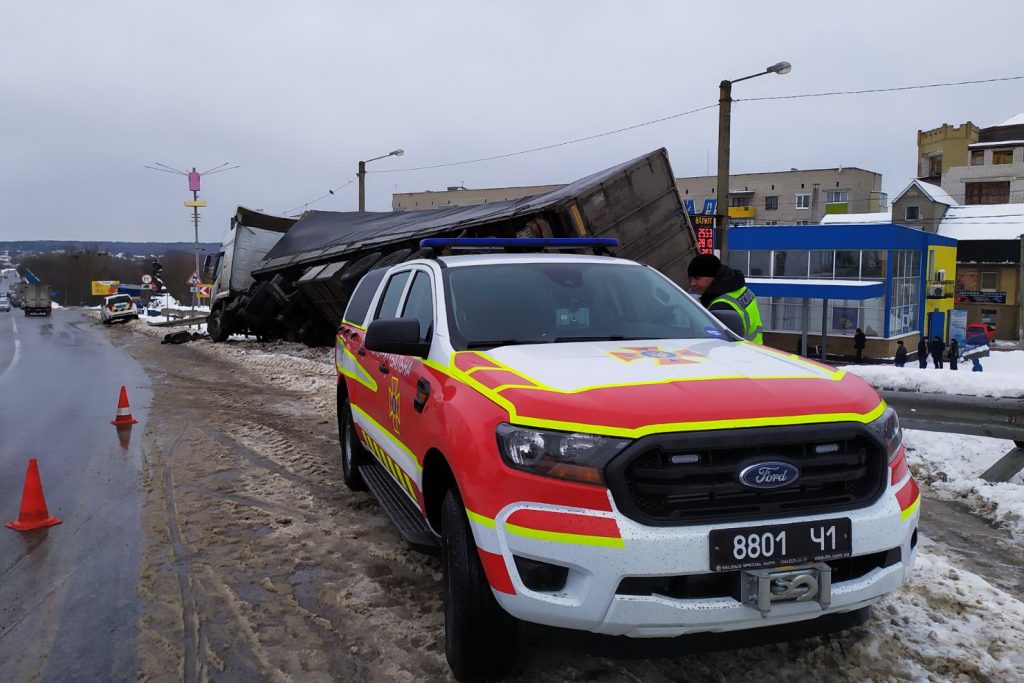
[932, 353, 943, 369]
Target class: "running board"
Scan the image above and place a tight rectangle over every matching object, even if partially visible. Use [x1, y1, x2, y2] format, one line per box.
[359, 460, 440, 554]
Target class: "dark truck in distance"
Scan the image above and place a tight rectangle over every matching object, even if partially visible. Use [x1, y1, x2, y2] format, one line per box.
[203, 148, 700, 345]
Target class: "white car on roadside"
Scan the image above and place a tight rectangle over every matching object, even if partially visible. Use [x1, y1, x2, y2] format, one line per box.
[101, 294, 138, 324]
[0, 295, 9, 312]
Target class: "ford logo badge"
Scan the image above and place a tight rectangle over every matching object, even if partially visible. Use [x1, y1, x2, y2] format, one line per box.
[738, 461, 800, 490]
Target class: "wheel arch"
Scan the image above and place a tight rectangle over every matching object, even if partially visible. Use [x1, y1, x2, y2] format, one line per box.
[422, 448, 457, 535]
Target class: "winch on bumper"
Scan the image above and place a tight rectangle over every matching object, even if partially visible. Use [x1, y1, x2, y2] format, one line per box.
[480, 490, 918, 637]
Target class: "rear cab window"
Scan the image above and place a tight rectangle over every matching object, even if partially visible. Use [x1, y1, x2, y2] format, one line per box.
[342, 268, 388, 327]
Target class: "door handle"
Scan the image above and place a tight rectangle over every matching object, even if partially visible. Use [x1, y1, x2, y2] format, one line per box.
[379, 363, 389, 374]
[357, 347, 365, 356]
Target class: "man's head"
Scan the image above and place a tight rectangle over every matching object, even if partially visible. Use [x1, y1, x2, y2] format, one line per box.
[687, 254, 721, 293]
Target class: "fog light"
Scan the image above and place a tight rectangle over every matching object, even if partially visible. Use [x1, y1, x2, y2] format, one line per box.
[513, 556, 569, 592]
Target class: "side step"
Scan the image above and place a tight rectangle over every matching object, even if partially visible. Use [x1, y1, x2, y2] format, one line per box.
[359, 460, 440, 554]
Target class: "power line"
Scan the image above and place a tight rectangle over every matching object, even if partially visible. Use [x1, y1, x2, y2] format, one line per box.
[370, 103, 720, 174]
[281, 177, 357, 216]
[279, 73, 1022, 212]
[735, 75, 1024, 103]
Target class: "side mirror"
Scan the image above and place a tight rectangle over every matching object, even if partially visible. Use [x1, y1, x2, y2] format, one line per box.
[365, 318, 431, 357]
[711, 309, 745, 339]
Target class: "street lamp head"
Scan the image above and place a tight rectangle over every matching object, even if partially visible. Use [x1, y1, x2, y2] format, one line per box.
[767, 61, 792, 75]
[390, 149, 405, 157]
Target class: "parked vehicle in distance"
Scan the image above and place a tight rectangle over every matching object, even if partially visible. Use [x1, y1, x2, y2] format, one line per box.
[22, 283, 52, 316]
[966, 322, 996, 343]
[0, 295, 10, 312]
[335, 237, 920, 681]
[101, 293, 138, 324]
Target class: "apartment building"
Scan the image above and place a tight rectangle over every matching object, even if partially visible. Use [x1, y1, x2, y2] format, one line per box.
[393, 168, 886, 227]
[918, 114, 1024, 205]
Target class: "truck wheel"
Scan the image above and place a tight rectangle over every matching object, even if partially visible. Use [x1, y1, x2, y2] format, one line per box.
[441, 487, 517, 681]
[208, 307, 229, 342]
[338, 394, 368, 491]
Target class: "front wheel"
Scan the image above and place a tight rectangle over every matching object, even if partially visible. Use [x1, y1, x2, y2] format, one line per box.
[338, 393, 367, 491]
[208, 306, 229, 342]
[441, 487, 517, 681]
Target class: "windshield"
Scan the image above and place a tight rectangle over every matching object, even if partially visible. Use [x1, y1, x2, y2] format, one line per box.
[444, 261, 726, 349]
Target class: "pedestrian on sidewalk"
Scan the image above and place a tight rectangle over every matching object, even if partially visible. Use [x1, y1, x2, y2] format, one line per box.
[894, 340, 907, 367]
[917, 338, 929, 369]
[948, 338, 959, 371]
[930, 335, 945, 369]
[854, 328, 866, 364]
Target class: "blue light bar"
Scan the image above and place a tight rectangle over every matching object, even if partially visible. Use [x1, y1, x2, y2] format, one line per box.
[419, 237, 619, 249]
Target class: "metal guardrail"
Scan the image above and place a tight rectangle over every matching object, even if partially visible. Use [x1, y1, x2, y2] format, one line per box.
[881, 391, 1024, 482]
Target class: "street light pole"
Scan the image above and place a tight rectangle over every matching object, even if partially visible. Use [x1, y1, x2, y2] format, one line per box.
[357, 149, 405, 211]
[716, 61, 791, 266]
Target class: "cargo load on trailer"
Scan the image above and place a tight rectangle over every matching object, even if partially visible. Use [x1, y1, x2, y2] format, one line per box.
[204, 148, 699, 345]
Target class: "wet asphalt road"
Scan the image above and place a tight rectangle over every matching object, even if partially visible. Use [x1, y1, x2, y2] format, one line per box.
[0, 306, 151, 682]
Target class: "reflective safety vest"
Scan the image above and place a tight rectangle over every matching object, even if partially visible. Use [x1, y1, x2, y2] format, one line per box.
[711, 286, 763, 344]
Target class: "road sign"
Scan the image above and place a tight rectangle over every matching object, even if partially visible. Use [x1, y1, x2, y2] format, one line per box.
[187, 271, 201, 285]
[149, 283, 158, 291]
[142, 274, 153, 284]
[196, 284, 211, 298]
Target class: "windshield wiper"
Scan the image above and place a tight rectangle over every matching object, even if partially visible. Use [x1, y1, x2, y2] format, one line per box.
[464, 339, 548, 349]
[552, 335, 650, 343]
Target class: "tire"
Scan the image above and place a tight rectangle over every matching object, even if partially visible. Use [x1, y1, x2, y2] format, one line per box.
[208, 306, 229, 342]
[441, 487, 517, 681]
[338, 393, 368, 491]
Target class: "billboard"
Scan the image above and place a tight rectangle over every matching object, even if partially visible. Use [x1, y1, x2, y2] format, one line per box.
[690, 214, 717, 255]
[91, 280, 120, 296]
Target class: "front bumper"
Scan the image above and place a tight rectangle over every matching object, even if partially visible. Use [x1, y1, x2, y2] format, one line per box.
[475, 480, 919, 637]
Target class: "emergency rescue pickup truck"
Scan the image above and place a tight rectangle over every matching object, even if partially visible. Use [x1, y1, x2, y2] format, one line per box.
[334, 238, 919, 681]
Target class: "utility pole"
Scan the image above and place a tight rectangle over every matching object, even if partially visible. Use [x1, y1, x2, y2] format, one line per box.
[144, 161, 240, 320]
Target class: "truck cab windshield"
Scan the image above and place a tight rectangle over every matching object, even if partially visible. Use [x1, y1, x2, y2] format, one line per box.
[445, 261, 724, 349]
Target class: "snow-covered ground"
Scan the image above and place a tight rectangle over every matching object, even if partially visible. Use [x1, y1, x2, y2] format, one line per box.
[102, 326, 1024, 680]
[841, 350, 1024, 398]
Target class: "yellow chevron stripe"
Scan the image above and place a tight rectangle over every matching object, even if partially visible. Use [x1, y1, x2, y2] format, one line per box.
[901, 493, 921, 521]
[505, 522, 625, 548]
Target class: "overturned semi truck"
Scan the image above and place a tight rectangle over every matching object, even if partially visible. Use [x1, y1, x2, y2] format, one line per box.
[203, 148, 700, 346]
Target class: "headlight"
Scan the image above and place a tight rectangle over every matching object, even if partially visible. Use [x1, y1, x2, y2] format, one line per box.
[866, 405, 902, 462]
[496, 424, 631, 485]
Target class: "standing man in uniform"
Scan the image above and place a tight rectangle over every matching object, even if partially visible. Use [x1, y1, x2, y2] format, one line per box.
[688, 254, 763, 344]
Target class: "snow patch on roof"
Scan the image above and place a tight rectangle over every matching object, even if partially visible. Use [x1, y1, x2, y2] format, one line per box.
[914, 180, 959, 207]
[820, 211, 892, 224]
[937, 204, 1024, 241]
[993, 113, 1024, 128]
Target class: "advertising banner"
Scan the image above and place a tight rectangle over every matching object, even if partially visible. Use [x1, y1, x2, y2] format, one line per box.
[948, 309, 968, 346]
[91, 280, 119, 296]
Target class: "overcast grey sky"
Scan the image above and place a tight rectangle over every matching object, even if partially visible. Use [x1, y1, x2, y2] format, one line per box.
[2, 0, 1022, 243]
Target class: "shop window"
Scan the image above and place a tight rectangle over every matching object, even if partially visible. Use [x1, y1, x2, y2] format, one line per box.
[861, 250, 885, 279]
[810, 251, 834, 278]
[795, 193, 811, 209]
[835, 250, 860, 278]
[765, 195, 779, 210]
[981, 272, 998, 291]
[773, 250, 809, 278]
[970, 149, 985, 166]
[981, 309, 997, 325]
[748, 251, 771, 277]
[904, 206, 920, 220]
[992, 149, 1013, 165]
[727, 250, 749, 273]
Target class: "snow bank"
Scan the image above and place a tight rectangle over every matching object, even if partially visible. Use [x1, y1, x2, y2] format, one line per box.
[841, 350, 1024, 398]
[905, 429, 1024, 540]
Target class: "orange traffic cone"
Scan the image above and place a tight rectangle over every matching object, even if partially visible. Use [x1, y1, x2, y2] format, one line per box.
[6, 459, 62, 531]
[111, 385, 139, 425]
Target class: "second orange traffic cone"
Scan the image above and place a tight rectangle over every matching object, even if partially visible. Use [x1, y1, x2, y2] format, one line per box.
[6, 459, 62, 531]
[111, 385, 139, 425]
